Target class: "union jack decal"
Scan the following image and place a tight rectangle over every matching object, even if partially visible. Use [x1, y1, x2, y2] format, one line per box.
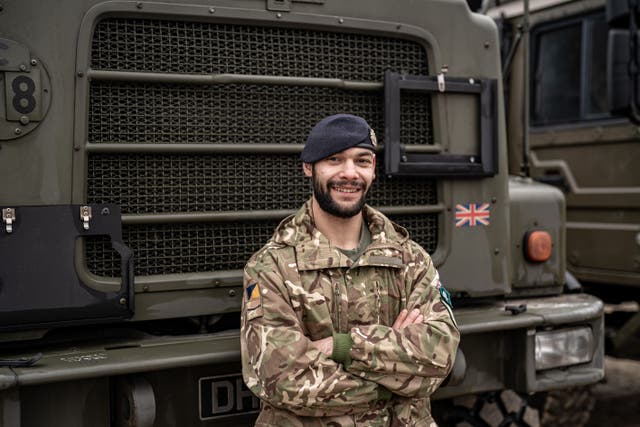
[455, 203, 490, 227]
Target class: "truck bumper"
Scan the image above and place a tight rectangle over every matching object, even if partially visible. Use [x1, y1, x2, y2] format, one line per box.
[0, 294, 604, 422]
[435, 293, 605, 399]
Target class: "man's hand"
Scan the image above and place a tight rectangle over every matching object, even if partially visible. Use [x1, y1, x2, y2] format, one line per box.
[311, 309, 422, 356]
[392, 308, 424, 329]
[311, 336, 334, 356]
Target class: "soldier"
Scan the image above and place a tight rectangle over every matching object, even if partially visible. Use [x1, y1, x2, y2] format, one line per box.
[241, 114, 460, 426]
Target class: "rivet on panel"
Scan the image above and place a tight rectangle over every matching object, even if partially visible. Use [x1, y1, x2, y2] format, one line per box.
[228, 289, 237, 297]
[19, 116, 29, 125]
[494, 248, 500, 255]
[30, 59, 37, 66]
[338, 18, 344, 24]
[14, 128, 21, 135]
[209, 7, 215, 13]
[484, 42, 490, 49]
[136, 2, 143, 9]
[19, 64, 26, 71]
[276, 12, 282, 18]
[120, 298, 127, 305]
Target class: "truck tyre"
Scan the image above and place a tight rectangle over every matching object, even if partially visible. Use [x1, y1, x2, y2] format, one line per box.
[529, 386, 594, 427]
[433, 390, 541, 427]
[433, 387, 593, 427]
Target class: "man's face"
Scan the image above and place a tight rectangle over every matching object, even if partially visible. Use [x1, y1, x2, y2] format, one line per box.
[303, 147, 376, 218]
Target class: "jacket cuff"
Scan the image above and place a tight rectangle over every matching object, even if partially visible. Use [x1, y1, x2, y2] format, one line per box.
[331, 333, 353, 368]
[377, 386, 393, 401]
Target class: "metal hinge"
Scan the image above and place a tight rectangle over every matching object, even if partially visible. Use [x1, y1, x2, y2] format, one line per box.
[437, 65, 449, 93]
[80, 205, 92, 230]
[2, 208, 15, 233]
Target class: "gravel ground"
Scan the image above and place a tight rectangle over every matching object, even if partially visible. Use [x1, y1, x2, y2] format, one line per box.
[586, 356, 640, 427]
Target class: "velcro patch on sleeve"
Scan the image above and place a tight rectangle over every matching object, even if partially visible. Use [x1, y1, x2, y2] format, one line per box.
[245, 283, 264, 320]
[438, 283, 457, 327]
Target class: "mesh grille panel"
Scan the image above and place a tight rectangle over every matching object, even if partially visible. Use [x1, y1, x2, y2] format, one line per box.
[88, 153, 436, 214]
[86, 214, 438, 277]
[86, 18, 439, 278]
[86, 220, 280, 276]
[91, 18, 428, 80]
[88, 82, 433, 145]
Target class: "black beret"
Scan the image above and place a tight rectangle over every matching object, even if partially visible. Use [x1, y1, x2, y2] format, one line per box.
[300, 114, 377, 163]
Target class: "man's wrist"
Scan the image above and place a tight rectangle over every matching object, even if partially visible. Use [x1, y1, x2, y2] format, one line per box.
[331, 332, 353, 369]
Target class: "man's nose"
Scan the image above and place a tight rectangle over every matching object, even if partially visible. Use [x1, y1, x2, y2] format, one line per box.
[339, 160, 359, 180]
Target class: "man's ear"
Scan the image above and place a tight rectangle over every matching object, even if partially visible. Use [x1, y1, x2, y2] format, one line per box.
[302, 162, 313, 177]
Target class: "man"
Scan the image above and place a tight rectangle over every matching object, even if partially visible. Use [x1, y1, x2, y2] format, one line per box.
[241, 114, 459, 426]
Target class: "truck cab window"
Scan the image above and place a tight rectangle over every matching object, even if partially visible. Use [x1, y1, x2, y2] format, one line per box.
[532, 11, 609, 126]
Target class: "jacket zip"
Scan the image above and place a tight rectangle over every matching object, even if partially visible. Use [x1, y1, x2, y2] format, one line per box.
[333, 279, 342, 333]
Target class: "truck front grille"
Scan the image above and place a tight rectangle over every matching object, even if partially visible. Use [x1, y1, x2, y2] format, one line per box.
[86, 17, 437, 277]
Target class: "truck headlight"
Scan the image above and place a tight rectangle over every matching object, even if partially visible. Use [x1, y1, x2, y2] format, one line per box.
[534, 327, 594, 371]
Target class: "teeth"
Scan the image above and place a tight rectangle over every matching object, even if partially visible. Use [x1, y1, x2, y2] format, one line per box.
[334, 186, 358, 193]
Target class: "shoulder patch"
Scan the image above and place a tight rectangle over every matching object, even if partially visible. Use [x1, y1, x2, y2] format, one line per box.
[245, 283, 264, 320]
[439, 286, 452, 308]
[438, 282, 457, 327]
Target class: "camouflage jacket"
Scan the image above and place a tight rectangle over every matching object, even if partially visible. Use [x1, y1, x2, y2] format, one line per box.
[241, 200, 460, 426]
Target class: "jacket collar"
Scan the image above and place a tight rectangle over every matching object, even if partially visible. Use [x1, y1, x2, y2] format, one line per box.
[272, 199, 409, 271]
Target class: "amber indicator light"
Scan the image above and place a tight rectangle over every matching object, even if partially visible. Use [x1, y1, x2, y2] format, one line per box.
[525, 230, 552, 262]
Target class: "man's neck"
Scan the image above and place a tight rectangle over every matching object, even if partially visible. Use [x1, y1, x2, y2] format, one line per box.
[311, 198, 363, 250]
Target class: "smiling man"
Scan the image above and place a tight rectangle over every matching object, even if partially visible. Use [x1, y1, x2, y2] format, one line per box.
[241, 114, 459, 426]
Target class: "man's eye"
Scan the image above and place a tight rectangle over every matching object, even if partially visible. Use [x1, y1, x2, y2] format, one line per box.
[358, 158, 373, 165]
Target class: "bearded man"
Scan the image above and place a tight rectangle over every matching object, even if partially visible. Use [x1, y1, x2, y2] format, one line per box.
[241, 114, 459, 426]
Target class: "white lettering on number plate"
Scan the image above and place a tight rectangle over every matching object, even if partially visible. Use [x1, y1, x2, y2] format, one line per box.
[199, 374, 260, 420]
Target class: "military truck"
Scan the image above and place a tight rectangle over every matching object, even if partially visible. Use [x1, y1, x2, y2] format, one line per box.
[0, 1, 604, 426]
[486, 0, 640, 359]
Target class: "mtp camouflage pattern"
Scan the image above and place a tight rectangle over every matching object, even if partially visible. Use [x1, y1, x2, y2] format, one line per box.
[241, 200, 460, 426]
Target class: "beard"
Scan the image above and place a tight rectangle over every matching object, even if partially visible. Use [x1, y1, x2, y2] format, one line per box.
[311, 171, 370, 219]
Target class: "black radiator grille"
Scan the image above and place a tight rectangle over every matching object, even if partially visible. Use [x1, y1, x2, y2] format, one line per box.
[87, 17, 438, 277]
[87, 214, 438, 277]
[91, 18, 428, 80]
[88, 82, 433, 145]
[88, 153, 437, 214]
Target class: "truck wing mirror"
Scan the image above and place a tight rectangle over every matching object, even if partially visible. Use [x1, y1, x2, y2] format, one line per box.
[607, 0, 640, 122]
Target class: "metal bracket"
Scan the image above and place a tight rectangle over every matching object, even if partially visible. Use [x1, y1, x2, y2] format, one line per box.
[267, 0, 291, 11]
[266, 0, 324, 11]
[2, 207, 15, 233]
[384, 71, 499, 177]
[80, 205, 92, 230]
[437, 65, 448, 92]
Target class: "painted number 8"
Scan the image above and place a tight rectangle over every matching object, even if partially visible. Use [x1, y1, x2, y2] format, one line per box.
[11, 75, 36, 115]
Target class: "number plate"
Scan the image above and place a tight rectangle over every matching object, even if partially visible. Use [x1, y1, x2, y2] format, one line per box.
[199, 373, 260, 420]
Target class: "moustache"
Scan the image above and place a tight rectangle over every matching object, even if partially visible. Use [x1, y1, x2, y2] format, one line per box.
[327, 179, 366, 190]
